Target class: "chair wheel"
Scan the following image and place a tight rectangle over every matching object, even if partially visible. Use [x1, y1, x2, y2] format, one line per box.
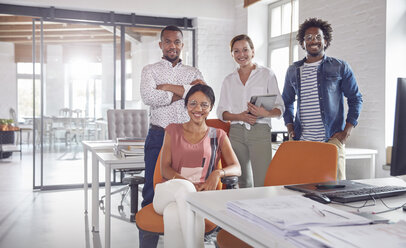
[118, 205, 124, 212]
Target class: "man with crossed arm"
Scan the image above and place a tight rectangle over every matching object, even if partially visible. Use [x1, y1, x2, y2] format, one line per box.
[141, 25, 204, 208]
[139, 25, 204, 247]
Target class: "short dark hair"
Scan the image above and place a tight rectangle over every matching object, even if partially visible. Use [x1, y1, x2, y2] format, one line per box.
[230, 34, 254, 52]
[184, 84, 215, 110]
[160, 25, 183, 40]
[296, 18, 333, 50]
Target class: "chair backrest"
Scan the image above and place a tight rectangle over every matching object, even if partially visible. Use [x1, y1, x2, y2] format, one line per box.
[205, 119, 230, 135]
[59, 108, 71, 117]
[9, 108, 18, 125]
[107, 109, 148, 140]
[264, 141, 338, 186]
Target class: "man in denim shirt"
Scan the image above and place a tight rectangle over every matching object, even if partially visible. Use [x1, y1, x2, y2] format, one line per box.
[282, 18, 362, 180]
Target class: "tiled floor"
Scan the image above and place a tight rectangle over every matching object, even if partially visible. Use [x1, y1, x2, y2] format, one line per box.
[0, 148, 217, 248]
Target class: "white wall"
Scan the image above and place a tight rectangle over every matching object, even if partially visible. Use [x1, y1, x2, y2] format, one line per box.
[0, 42, 17, 119]
[300, 0, 388, 179]
[385, 0, 406, 148]
[247, 2, 269, 67]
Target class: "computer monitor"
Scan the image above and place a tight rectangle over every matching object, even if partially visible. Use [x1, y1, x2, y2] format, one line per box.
[390, 78, 406, 176]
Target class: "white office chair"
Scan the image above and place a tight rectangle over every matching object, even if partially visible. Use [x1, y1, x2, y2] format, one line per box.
[100, 109, 148, 222]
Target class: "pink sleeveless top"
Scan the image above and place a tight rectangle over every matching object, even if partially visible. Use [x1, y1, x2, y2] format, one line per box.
[165, 123, 227, 183]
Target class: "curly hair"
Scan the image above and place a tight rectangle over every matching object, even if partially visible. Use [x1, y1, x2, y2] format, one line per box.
[296, 18, 333, 50]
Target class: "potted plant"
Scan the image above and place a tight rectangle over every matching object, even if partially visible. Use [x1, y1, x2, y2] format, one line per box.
[0, 119, 17, 131]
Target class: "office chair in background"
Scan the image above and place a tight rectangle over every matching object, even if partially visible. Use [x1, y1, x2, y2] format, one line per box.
[135, 119, 238, 246]
[216, 140, 338, 248]
[9, 108, 32, 147]
[100, 109, 148, 222]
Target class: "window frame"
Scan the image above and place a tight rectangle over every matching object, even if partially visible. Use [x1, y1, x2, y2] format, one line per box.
[268, 0, 299, 67]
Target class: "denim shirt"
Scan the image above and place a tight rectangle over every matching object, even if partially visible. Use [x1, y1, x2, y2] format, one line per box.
[282, 56, 363, 142]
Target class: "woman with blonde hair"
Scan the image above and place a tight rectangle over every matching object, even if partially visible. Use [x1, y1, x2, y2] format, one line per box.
[217, 34, 284, 188]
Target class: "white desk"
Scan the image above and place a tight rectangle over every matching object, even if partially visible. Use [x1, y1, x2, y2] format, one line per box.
[82, 140, 115, 214]
[346, 148, 378, 178]
[93, 152, 145, 248]
[186, 177, 406, 247]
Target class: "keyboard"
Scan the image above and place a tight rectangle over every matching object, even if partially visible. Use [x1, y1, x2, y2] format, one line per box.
[324, 185, 406, 203]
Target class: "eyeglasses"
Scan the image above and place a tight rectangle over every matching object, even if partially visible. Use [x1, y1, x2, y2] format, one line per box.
[187, 100, 210, 110]
[304, 34, 324, 42]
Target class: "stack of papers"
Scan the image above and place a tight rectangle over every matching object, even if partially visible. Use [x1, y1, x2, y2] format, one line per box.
[227, 195, 406, 247]
[227, 195, 370, 236]
[113, 137, 145, 158]
[300, 221, 406, 248]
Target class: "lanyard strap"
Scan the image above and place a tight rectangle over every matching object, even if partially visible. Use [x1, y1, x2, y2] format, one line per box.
[205, 127, 218, 180]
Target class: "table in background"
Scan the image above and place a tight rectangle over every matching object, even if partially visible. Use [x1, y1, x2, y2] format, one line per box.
[346, 148, 378, 178]
[186, 177, 406, 247]
[82, 140, 114, 213]
[0, 128, 22, 159]
[93, 152, 145, 248]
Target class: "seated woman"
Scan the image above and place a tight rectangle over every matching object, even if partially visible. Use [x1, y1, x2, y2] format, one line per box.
[153, 84, 241, 248]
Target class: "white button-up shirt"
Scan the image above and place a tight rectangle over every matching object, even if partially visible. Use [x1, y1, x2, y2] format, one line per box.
[140, 59, 204, 128]
[217, 64, 284, 129]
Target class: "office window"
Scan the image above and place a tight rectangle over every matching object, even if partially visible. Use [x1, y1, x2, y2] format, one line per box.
[268, 0, 299, 88]
[268, 0, 299, 131]
[17, 63, 41, 120]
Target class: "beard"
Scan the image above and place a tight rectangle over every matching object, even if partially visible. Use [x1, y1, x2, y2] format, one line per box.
[306, 44, 324, 57]
[164, 55, 179, 62]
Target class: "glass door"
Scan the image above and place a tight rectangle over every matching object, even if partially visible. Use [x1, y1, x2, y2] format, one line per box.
[31, 19, 117, 188]
[0, 5, 195, 190]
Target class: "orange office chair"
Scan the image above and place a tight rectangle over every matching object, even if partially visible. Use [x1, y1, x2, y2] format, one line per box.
[135, 150, 220, 235]
[216, 141, 338, 248]
[135, 119, 236, 246]
[205, 118, 230, 134]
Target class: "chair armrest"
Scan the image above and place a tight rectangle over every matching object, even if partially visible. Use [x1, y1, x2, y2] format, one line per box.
[221, 176, 239, 189]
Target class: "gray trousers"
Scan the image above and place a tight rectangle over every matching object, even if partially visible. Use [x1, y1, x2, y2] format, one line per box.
[229, 124, 272, 188]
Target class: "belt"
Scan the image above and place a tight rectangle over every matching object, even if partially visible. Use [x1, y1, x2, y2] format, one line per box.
[150, 124, 164, 131]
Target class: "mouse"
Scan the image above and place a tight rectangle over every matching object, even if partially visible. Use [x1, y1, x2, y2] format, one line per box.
[303, 192, 331, 204]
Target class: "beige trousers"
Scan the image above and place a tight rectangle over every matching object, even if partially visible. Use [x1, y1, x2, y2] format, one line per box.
[327, 138, 346, 180]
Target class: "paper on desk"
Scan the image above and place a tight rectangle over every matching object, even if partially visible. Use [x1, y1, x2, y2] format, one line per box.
[301, 221, 406, 248]
[288, 234, 327, 248]
[227, 195, 370, 235]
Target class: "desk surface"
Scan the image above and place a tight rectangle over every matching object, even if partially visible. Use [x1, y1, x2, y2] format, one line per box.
[186, 177, 406, 248]
[346, 148, 378, 156]
[82, 140, 114, 150]
[95, 152, 145, 167]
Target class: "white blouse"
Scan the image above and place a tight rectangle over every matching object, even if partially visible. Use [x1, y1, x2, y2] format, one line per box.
[217, 64, 284, 129]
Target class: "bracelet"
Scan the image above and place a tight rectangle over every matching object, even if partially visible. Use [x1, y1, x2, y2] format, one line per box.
[221, 169, 226, 177]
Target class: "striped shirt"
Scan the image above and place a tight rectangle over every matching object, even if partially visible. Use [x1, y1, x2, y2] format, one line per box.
[299, 61, 326, 141]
